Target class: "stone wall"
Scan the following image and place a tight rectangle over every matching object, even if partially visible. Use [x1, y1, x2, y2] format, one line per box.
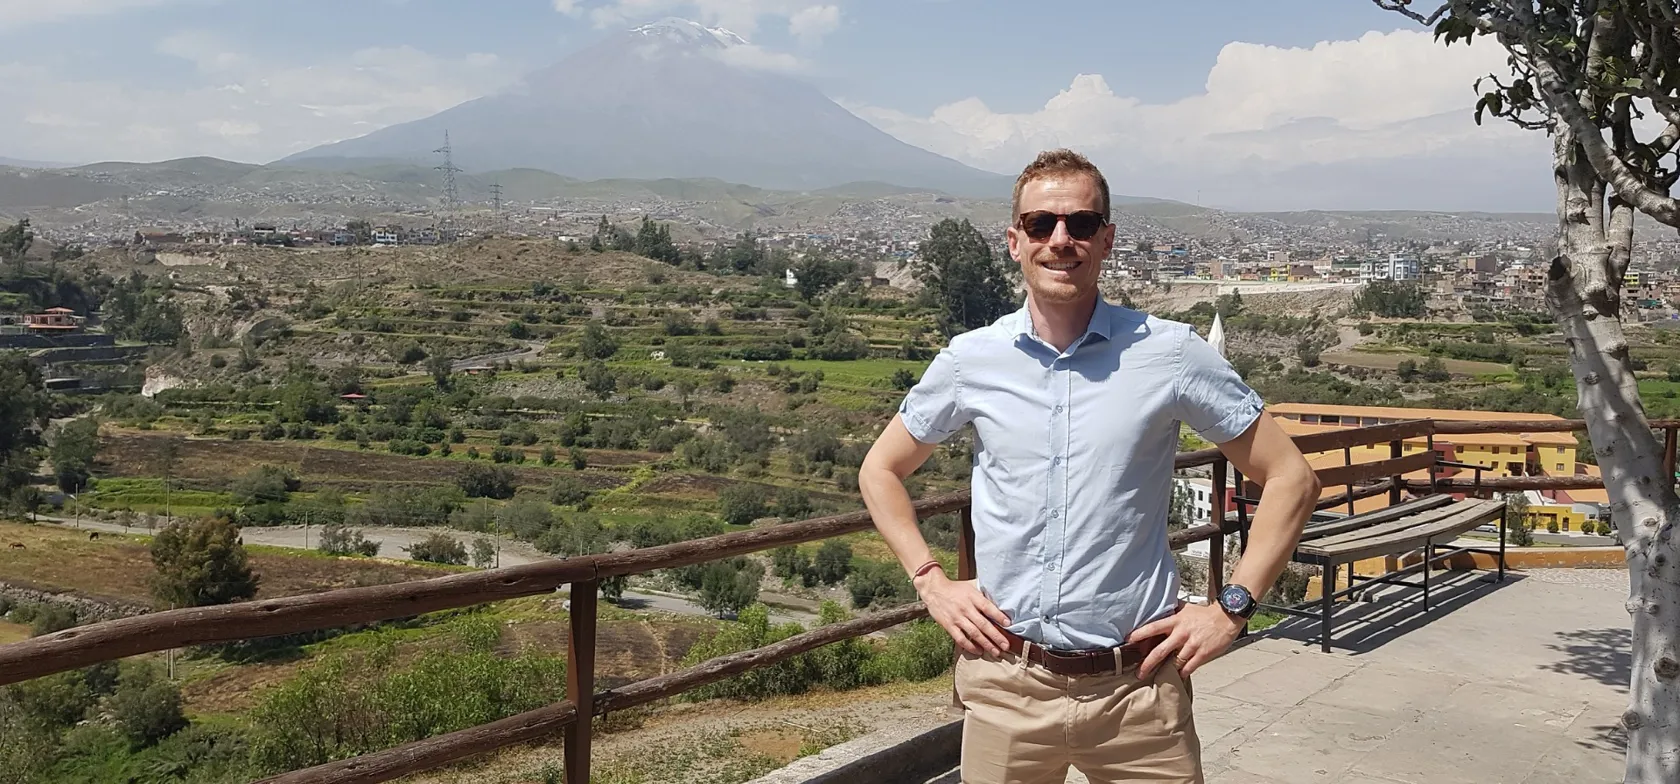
[0, 582, 150, 623]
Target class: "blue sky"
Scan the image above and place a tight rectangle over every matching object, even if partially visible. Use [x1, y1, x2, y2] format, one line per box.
[0, 0, 1551, 210]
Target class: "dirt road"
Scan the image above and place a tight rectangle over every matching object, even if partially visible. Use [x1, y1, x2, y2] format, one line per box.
[31, 515, 817, 625]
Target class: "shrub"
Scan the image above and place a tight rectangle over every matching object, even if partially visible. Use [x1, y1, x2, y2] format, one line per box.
[109, 662, 188, 747]
[22, 603, 79, 636]
[548, 475, 592, 506]
[406, 532, 468, 565]
[317, 524, 381, 557]
[718, 484, 770, 526]
[813, 540, 853, 585]
[847, 561, 913, 609]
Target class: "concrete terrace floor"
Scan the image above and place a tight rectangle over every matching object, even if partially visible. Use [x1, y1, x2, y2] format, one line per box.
[928, 567, 1632, 784]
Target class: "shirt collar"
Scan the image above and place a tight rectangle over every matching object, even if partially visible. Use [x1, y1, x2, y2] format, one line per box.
[1011, 294, 1116, 344]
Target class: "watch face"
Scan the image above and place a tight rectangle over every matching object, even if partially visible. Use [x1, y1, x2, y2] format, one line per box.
[1220, 585, 1250, 611]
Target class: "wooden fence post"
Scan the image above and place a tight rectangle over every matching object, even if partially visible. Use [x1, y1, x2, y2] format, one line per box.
[1209, 458, 1227, 604]
[565, 580, 598, 784]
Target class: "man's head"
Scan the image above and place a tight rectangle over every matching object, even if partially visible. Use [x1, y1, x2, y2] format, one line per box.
[1007, 149, 1114, 306]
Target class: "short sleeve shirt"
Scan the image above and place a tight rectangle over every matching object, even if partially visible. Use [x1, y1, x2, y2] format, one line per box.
[898, 297, 1264, 649]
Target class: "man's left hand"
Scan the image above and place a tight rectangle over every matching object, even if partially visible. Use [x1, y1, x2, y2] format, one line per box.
[1132, 602, 1244, 680]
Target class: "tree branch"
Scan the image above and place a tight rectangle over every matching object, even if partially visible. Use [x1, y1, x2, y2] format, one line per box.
[1369, 0, 1452, 25]
[1528, 42, 1680, 228]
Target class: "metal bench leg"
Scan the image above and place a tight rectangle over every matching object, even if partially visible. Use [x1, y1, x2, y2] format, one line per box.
[1422, 541, 1432, 612]
[1321, 561, 1336, 654]
[1497, 513, 1507, 584]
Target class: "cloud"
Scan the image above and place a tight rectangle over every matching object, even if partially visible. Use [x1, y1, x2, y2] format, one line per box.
[715, 43, 806, 73]
[552, 0, 582, 15]
[844, 29, 1554, 211]
[0, 42, 514, 163]
[787, 4, 839, 44]
[0, 0, 198, 32]
[156, 30, 247, 73]
[568, 0, 842, 40]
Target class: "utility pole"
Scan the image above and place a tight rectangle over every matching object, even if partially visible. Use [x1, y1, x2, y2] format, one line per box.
[490, 182, 503, 216]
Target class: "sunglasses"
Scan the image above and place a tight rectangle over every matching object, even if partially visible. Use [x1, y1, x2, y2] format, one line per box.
[1017, 210, 1108, 241]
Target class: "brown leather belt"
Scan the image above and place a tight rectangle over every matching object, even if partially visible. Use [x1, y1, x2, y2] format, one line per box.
[996, 627, 1158, 677]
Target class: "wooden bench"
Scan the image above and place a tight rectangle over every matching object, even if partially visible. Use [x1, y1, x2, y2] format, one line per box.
[1233, 419, 1510, 652]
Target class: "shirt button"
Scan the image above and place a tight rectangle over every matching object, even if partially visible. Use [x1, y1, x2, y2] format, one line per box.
[1052, 456, 1062, 466]
[1050, 509, 1060, 519]
[1054, 404, 1064, 414]
[1047, 563, 1057, 572]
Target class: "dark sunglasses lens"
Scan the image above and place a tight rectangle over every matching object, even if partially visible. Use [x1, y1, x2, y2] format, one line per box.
[1023, 212, 1058, 239]
[1065, 212, 1104, 239]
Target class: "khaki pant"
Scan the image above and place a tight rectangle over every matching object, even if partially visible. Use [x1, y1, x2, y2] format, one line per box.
[954, 649, 1203, 784]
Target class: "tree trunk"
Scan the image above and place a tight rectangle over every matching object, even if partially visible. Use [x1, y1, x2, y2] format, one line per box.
[1546, 131, 1680, 784]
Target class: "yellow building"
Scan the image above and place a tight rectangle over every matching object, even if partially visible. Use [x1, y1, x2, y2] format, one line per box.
[1267, 403, 1579, 479]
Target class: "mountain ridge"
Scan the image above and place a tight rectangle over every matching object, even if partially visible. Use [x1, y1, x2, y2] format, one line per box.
[278, 17, 1012, 197]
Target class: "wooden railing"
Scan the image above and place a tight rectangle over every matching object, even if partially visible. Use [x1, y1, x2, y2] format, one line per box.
[0, 416, 1666, 783]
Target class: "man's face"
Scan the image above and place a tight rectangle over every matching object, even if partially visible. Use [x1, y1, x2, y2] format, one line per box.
[1007, 175, 1114, 305]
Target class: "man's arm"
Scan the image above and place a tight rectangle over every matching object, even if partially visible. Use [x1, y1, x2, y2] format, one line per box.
[859, 415, 1011, 658]
[1136, 412, 1318, 677]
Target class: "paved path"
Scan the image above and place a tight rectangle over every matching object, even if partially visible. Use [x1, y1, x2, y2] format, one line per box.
[922, 567, 1632, 783]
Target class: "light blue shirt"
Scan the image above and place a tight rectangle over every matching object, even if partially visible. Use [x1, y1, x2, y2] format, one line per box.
[898, 297, 1264, 650]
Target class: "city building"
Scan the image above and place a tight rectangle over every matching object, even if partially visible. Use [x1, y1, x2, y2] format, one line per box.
[1361, 254, 1421, 282]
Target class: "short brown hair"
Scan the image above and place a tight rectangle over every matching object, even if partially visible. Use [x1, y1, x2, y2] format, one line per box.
[1012, 149, 1110, 221]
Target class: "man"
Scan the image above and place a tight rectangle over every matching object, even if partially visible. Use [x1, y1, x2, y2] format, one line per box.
[858, 149, 1319, 783]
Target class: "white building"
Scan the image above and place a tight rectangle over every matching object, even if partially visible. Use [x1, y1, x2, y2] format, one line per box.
[1173, 476, 1215, 559]
[1361, 254, 1421, 283]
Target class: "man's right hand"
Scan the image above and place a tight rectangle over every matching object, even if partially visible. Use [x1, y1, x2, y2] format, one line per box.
[915, 569, 1012, 658]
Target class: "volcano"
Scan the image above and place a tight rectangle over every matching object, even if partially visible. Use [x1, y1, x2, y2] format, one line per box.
[279, 18, 1009, 196]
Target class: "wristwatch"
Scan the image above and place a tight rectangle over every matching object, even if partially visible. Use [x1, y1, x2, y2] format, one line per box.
[1218, 584, 1258, 620]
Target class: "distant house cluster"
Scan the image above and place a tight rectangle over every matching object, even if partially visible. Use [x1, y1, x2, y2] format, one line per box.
[131, 223, 470, 249]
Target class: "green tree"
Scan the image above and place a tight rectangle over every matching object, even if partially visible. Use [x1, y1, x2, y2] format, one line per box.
[813, 539, 853, 585]
[548, 475, 592, 506]
[426, 353, 454, 389]
[103, 272, 185, 344]
[0, 218, 33, 273]
[634, 216, 679, 264]
[1420, 356, 1450, 383]
[0, 356, 50, 495]
[50, 417, 100, 494]
[150, 516, 261, 607]
[578, 321, 619, 359]
[406, 532, 468, 565]
[698, 559, 763, 618]
[913, 219, 1015, 335]
[457, 463, 516, 499]
[718, 483, 770, 526]
[108, 661, 188, 748]
[1352, 280, 1427, 318]
[791, 254, 851, 301]
[1504, 492, 1533, 547]
[471, 537, 497, 568]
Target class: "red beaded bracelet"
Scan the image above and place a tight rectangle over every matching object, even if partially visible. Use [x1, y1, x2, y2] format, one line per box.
[912, 560, 944, 579]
